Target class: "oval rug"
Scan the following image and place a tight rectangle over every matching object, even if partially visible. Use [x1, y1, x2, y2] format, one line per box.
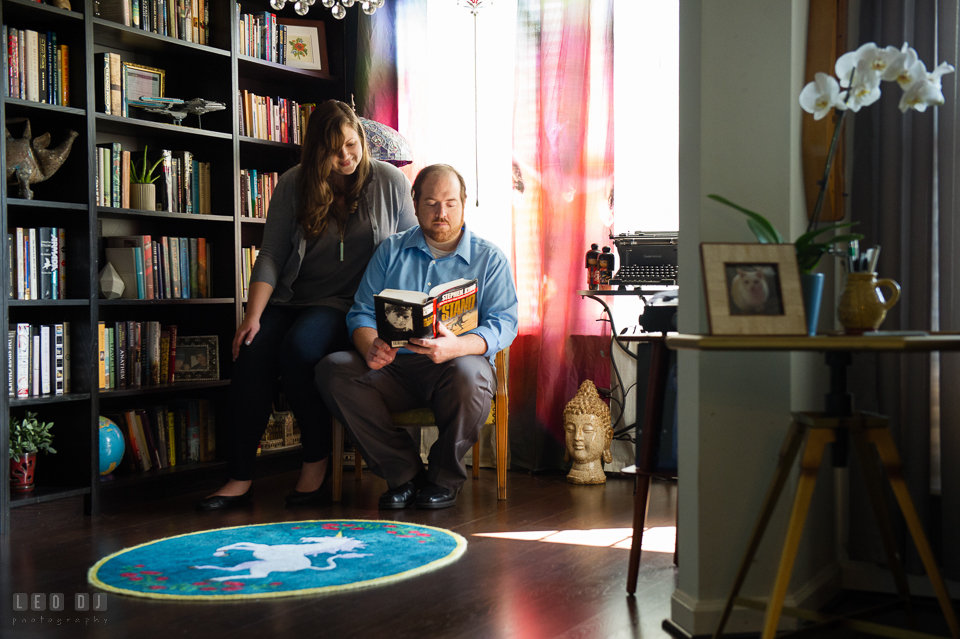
[88, 519, 466, 600]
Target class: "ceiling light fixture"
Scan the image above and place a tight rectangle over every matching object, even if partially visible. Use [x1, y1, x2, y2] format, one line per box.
[269, 0, 385, 19]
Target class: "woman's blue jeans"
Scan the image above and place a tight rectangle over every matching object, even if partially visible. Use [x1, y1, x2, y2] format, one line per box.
[226, 304, 351, 480]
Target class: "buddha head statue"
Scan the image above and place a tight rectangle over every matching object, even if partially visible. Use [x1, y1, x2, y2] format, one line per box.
[563, 380, 613, 484]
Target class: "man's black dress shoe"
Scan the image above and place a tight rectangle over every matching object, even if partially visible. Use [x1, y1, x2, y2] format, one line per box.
[378, 476, 422, 510]
[415, 482, 458, 509]
[197, 492, 252, 511]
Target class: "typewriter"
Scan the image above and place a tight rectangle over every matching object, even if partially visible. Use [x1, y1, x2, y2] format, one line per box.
[609, 231, 678, 286]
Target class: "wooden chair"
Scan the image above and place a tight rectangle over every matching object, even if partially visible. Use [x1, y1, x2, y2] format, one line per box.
[331, 349, 509, 501]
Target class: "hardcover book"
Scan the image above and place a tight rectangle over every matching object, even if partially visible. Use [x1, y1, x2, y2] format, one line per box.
[374, 278, 479, 348]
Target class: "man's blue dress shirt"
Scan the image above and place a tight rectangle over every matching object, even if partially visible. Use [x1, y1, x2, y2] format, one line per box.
[347, 224, 519, 361]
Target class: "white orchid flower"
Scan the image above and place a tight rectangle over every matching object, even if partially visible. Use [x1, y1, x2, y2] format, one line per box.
[799, 73, 846, 120]
[895, 54, 927, 89]
[836, 42, 901, 86]
[898, 61, 956, 112]
[845, 59, 882, 111]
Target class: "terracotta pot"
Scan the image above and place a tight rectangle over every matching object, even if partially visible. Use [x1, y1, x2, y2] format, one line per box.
[129, 183, 156, 211]
[10, 453, 36, 492]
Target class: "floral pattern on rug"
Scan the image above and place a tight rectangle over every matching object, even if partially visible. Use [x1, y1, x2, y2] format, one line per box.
[88, 520, 466, 600]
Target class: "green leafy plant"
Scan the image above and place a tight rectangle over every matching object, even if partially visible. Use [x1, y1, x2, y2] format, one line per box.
[9, 411, 57, 460]
[707, 194, 863, 274]
[131, 146, 163, 184]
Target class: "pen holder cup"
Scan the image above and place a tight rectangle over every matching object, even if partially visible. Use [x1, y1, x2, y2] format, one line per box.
[837, 272, 901, 334]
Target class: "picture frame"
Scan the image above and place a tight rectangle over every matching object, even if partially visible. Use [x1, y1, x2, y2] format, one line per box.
[121, 62, 165, 117]
[277, 18, 328, 72]
[173, 335, 220, 382]
[700, 243, 807, 335]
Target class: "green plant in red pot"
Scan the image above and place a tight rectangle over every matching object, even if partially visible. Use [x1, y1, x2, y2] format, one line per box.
[9, 411, 56, 492]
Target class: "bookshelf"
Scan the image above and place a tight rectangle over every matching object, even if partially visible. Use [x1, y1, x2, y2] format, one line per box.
[1, 0, 350, 534]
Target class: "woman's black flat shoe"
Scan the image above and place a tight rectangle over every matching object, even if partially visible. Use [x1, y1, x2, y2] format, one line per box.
[284, 486, 330, 505]
[197, 492, 253, 511]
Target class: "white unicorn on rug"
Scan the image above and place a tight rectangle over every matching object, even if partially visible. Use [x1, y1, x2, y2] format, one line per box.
[191, 532, 372, 581]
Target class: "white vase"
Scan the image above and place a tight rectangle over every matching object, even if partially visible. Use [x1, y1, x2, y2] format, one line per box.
[129, 183, 156, 211]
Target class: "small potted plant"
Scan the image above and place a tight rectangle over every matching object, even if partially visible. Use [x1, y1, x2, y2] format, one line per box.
[9, 411, 56, 492]
[130, 145, 162, 211]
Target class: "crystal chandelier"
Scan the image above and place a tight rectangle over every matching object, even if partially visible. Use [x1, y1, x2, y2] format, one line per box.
[269, 0, 386, 19]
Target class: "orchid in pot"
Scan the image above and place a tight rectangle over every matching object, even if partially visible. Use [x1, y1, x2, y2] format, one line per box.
[710, 41, 954, 334]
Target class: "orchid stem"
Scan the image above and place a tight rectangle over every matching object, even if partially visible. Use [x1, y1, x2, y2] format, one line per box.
[807, 108, 848, 235]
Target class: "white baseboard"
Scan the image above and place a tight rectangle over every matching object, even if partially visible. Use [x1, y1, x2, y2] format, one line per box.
[841, 559, 960, 598]
[669, 562, 842, 636]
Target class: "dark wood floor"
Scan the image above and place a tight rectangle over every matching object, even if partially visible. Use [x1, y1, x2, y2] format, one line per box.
[2, 469, 679, 639]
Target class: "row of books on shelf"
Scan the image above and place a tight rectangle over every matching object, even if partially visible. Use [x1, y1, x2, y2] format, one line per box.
[3, 25, 70, 106]
[97, 321, 185, 390]
[96, 141, 213, 214]
[7, 322, 71, 398]
[97, 0, 210, 46]
[240, 246, 259, 299]
[240, 169, 279, 218]
[238, 90, 315, 145]
[102, 235, 212, 300]
[237, 8, 287, 64]
[7, 227, 67, 300]
[105, 399, 216, 474]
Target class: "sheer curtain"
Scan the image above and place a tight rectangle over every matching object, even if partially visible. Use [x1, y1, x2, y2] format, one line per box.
[358, 0, 615, 471]
[847, 1, 960, 580]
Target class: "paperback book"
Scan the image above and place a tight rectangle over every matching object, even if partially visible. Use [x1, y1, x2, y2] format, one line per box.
[374, 278, 478, 348]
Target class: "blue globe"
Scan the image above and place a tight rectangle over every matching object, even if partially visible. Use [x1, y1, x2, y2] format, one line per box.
[99, 416, 125, 476]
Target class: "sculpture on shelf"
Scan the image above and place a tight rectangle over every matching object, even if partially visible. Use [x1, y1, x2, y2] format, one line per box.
[99, 262, 125, 300]
[48, 0, 71, 9]
[5, 118, 79, 200]
[127, 97, 226, 129]
[563, 380, 613, 485]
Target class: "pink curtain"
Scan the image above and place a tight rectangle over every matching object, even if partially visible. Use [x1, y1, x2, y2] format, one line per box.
[510, 0, 615, 470]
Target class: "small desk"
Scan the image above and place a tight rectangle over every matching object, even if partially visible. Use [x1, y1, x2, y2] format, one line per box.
[666, 333, 960, 639]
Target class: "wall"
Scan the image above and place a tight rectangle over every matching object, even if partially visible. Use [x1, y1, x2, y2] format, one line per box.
[673, 1, 839, 634]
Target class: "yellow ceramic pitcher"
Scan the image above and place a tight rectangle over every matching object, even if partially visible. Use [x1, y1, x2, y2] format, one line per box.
[837, 272, 901, 334]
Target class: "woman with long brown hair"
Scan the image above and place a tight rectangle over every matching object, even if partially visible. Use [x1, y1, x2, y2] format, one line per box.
[199, 101, 416, 510]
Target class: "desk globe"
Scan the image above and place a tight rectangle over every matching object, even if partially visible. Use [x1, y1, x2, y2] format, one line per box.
[99, 416, 125, 475]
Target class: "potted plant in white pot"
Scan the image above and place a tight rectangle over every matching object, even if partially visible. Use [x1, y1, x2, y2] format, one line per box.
[130, 146, 162, 211]
[9, 411, 56, 492]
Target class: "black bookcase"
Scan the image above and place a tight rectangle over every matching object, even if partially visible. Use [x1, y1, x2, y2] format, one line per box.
[0, 0, 348, 534]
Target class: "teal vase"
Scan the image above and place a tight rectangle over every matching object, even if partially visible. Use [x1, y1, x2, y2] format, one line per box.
[800, 272, 825, 336]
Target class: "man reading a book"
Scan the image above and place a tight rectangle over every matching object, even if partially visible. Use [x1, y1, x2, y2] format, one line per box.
[318, 164, 518, 509]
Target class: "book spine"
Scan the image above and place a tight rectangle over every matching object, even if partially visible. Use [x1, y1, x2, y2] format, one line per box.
[61, 44, 68, 106]
[31, 328, 40, 396]
[197, 237, 207, 298]
[57, 228, 66, 298]
[62, 321, 71, 393]
[179, 237, 189, 298]
[38, 325, 50, 395]
[167, 324, 177, 383]
[166, 410, 176, 466]
[16, 324, 29, 397]
[160, 330, 170, 386]
[169, 236, 181, 298]
[54, 323, 64, 395]
[115, 321, 127, 390]
[111, 142, 121, 208]
[8, 328, 15, 396]
[142, 234, 154, 299]
[27, 228, 37, 300]
[39, 227, 55, 299]
[37, 32, 46, 103]
[189, 237, 198, 296]
[15, 228, 24, 300]
[149, 321, 161, 385]
[133, 321, 142, 388]
[105, 327, 114, 389]
[98, 321, 106, 389]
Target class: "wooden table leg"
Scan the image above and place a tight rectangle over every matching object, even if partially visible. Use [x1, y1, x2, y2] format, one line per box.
[712, 420, 806, 639]
[849, 420, 911, 600]
[868, 428, 960, 639]
[761, 426, 834, 639]
[627, 473, 652, 595]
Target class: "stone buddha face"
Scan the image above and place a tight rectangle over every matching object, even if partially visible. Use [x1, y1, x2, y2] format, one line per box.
[563, 410, 613, 485]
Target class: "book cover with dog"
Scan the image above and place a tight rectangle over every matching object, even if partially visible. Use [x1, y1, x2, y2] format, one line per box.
[375, 278, 479, 348]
